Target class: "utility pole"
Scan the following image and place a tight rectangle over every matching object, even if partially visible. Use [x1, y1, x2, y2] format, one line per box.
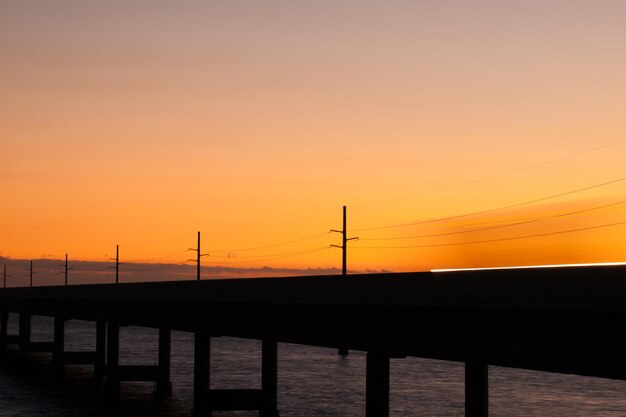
[60, 254, 73, 286]
[109, 245, 119, 284]
[331, 206, 358, 356]
[115, 245, 119, 284]
[331, 206, 359, 276]
[188, 231, 209, 281]
[197, 232, 200, 281]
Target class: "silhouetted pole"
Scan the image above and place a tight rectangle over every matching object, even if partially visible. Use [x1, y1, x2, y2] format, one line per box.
[331, 206, 358, 355]
[59, 254, 72, 286]
[331, 206, 358, 276]
[197, 232, 201, 280]
[342, 205, 347, 275]
[109, 245, 120, 283]
[2, 264, 5, 288]
[189, 231, 208, 281]
[109, 245, 120, 284]
[116, 245, 119, 284]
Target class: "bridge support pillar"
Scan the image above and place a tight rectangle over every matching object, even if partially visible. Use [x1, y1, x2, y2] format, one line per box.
[192, 331, 211, 417]
[59, 321, 107, 379]
[95, 321, 107, 379]
[261, 339, 279, 417]
[104, 322, 120, 402]
[366, 351, 390, 417]
[53, 317, 65, 376]
[156, 328, 173, 398]
[465, 362, 488, 417]
[0, 311, 8, 348]
[102, 323, 171, 400]
[192, 335, 280, 417]
[18, 313, 31, 354]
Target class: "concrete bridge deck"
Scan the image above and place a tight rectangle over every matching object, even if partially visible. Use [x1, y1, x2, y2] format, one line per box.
[1, 265, 626, 416]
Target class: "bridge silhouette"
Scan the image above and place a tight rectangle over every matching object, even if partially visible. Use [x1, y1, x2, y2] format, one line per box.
[1, 265, 626, 416]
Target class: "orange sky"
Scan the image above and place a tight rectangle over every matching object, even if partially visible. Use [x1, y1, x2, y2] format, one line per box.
[1, 1, 625, 275]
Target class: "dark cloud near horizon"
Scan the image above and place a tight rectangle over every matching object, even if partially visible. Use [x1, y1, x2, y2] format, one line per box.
[0, 257, 388, 288]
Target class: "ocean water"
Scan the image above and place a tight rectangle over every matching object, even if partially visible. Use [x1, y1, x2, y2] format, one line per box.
[1, 315, 626, 416]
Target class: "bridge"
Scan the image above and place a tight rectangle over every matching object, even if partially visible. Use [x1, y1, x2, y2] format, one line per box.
[1, 264, 626, 416]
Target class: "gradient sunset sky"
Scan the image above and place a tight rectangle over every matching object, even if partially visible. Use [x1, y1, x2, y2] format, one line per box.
[2, 1, 625, 276]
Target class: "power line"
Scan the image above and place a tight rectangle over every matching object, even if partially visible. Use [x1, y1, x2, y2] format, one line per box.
[209, 249, 319, 259]
[354, 219, 626, 249]
[121, 236, 190, 249]
[205, 232, 330, 253]
[205, 207, 341, 235]
[202, 247, 329, 265]
[360, 199, 626, 241]
[251, 207, 341, 230]
[124, 263, 176, 272]
[91, 232, 328, 264]
[352, 138, 626, 208]
[453, 138, 626, 184]
[352, 175, 626, 232]
[131, 250, 191, 263]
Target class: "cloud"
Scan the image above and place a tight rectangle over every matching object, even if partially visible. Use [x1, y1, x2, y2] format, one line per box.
[0, 258, 381, 288]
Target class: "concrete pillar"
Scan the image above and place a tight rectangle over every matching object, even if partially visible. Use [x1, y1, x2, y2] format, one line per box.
[192, 332, 211, 417]
[104, 322, 120, 402]
[18, 313, 31, 354]
[0, 312, 8, 347]
[95, 321, 107, 379]
[53, 317, 65, 376]
[260, 339, 279, 417]
[465, 362, 488, 417]
[366, 351, 390, 417]
[156, 328, 173, 397]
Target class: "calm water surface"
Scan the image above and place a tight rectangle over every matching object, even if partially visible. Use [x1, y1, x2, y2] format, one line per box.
[1, 316, 625, 416]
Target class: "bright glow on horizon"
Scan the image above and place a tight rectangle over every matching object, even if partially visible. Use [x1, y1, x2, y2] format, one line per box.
[431, 261, 626, 273]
